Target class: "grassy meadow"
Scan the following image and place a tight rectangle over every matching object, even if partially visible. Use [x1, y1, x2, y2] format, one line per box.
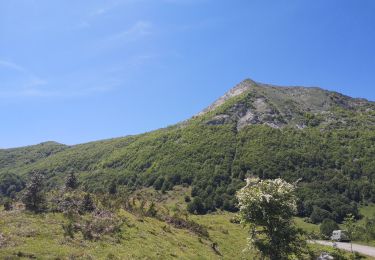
[0, 193, 374, 259]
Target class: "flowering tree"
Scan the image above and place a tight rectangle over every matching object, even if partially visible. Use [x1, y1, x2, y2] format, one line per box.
[236, 178, 305, 260]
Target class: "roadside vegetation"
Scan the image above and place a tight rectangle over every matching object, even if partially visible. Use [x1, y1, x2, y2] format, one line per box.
[300, 204, 375, 247]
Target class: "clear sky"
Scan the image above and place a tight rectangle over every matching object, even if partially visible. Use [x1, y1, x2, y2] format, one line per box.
[1, 0, 374, 148]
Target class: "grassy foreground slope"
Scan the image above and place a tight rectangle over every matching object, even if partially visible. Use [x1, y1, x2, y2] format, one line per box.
[0, 208, 251, 259]
[1, 208, 373, 260]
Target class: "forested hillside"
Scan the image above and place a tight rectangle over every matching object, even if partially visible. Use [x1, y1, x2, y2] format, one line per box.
[1, 79, 374, 223]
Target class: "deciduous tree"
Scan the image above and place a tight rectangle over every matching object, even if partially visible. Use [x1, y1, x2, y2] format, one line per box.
[236, 178, 305, 260]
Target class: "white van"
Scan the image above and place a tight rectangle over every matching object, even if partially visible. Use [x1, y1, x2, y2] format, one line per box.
[330, 230, 350, 242]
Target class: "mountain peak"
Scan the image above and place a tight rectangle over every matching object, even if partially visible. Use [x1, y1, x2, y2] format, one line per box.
[196, 79, 375, 130]
[197, 79, 257, 116]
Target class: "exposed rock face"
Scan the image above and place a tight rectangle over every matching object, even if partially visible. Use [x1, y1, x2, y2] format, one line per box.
[206, 115, 231, 126]
[237, 110, 256, 129]
[197, 79, 257, 116]
[199, 79, 375, 129]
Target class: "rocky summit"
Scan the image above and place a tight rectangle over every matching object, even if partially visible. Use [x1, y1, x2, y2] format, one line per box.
[198, 79, 374, 130]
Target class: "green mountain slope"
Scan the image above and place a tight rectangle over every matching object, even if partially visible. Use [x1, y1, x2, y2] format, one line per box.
[0, 141, 66, 171]
[1, 79, 375, 222]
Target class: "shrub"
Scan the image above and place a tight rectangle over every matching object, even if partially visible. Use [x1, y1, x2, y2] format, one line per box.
[153, 177, 164, 190]
[58, 193, 81, 216]
[62, 219, 76, 239]
[62, 210, 124, 241]
[3, 199, 12, 211]
[310, 207, 333, 224]
[108, 181, 117, 195]
[320, 219, 339, 238]
[79, 210, 123, 241]
[0, 173, 24, 198]
[80, 193, 95, 213]
[145, 202, 157, 217]
[184, 195, 191, 203]
[358, 217, 375, 242]
[165, 215, 209, 238]
[187, 197, 206, 214]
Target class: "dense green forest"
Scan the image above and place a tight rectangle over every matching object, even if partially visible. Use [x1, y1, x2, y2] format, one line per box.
[1, 81, 374, 224]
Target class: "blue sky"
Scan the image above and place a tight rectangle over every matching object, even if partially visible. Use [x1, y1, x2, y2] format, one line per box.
[1, 0, 374, 148]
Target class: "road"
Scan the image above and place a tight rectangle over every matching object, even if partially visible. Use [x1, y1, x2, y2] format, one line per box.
[311, 240, 375, 257]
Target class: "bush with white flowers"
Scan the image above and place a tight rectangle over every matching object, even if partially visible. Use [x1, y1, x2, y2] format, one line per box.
[236, 178, 305, 260]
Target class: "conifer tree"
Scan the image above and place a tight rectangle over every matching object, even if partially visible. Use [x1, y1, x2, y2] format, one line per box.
[80, 193, 95, 212]
[22, 171, 46, 212]
[108, 180, 117, 195]
[65, 171, 78, 190]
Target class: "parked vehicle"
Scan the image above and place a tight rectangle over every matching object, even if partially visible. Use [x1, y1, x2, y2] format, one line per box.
[330, 230, 350, 242]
